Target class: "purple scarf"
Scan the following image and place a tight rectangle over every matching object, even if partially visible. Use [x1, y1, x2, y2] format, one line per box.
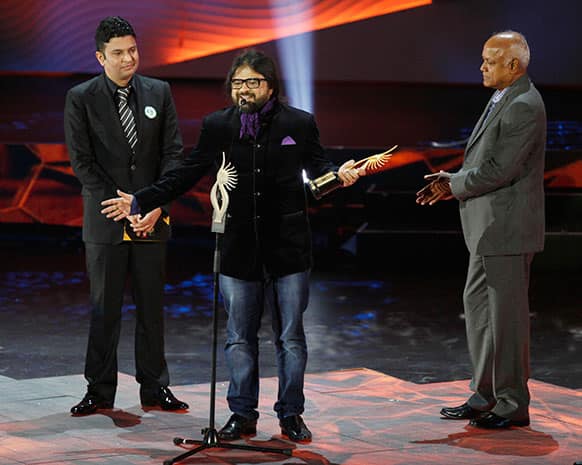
[239, 98, 275, 139]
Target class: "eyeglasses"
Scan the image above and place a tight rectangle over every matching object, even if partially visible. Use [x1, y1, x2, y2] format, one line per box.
[230, 78, 268, 89]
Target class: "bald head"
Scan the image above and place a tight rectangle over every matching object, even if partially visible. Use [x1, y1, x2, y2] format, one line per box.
[488, 31, 530, 69]
[480, 30, 530, 89]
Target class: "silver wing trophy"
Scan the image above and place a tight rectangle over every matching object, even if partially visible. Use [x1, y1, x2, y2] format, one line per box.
[210, 152, 238, 233]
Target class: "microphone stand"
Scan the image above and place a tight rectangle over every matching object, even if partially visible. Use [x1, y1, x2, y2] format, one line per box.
[163, 154, 292, 465]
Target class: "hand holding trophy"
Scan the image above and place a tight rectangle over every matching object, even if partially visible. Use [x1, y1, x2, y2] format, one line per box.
[308, 145, 398, 199]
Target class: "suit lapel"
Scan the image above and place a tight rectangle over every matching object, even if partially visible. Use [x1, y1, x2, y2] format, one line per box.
[466, 96, 495, 150]
[132, 74, 148, 156]
[465, 75, 530, 153]
[466, 96, 506, 151]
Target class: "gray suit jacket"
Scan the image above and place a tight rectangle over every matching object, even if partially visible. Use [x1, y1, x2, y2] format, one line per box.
[450, 75, 546, 256]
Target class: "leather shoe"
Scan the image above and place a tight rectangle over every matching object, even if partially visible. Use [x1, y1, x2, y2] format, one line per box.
[70, 394, 113, 415]
[470, 412, 530, 429]
[141, 386, 189, 411]
[218, 413, 257, 440]
[280, 415, 312, 442]
[440, 402, 482, 420]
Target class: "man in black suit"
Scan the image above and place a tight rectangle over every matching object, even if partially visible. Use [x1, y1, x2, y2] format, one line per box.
[64, 16, 188, 415]
[417, 31, 546, 428]
[101, 49, 362, 440]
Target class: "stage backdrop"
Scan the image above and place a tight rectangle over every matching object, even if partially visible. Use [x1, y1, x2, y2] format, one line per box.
[0, 0, 581, 227]
[1, 0, 582, 86]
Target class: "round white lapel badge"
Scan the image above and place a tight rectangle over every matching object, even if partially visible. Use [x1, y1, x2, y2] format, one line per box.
[144, 106, 157, 119]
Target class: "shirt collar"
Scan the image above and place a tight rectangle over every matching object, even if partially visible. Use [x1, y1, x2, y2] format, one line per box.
[104, 74, 134, 96]
[491, 86, 509, 104]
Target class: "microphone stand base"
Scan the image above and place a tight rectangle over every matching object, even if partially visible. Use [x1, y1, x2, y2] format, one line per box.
[165, 428, 292, 465]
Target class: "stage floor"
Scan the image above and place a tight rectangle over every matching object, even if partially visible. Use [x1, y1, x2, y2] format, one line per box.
[0, 368, 580, 465]
[1, 247, 581, 464]
[1, 248, 581, 389]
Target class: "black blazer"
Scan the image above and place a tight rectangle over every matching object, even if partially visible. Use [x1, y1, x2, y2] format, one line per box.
[135, 102, 336, 279]
[64, 73, 183, 244]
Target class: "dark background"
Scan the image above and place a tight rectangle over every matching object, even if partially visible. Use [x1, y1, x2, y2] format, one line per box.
[0, 0, 579, 393]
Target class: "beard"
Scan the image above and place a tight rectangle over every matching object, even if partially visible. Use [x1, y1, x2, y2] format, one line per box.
[234, 93, 270, 113]
[239, 100, 258, 114]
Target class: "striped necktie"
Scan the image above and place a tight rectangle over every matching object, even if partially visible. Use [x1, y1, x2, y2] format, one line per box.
[483, 99, 497, 123]
[117, 86, 138, 152]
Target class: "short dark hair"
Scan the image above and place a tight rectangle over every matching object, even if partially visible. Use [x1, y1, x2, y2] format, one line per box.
[95, 16, 136, 53]
[225, 49, 280, 100]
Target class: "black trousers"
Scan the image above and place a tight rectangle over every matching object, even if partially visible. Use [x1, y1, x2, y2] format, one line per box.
[84, 241, 170, 402]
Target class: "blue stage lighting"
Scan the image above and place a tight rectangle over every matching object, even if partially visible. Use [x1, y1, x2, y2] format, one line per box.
[276, 32, 314, 113]
[277, 32, 314, 113]
[271, 1, 314, 113]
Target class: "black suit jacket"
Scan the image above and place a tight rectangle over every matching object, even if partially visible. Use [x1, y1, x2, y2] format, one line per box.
[135, 102, 336, 279]
[64, 73, 183, 244]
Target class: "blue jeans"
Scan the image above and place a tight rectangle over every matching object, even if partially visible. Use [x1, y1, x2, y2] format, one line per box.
[219, 270, 309, 420]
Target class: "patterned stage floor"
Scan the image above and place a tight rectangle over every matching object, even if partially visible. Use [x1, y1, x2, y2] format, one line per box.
[1, 368, 580, 465]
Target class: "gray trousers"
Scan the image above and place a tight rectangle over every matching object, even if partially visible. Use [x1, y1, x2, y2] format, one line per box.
[463, 253, 533, 421]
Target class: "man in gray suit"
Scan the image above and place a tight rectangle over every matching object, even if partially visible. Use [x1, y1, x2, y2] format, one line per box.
[416, 30, 546, 429]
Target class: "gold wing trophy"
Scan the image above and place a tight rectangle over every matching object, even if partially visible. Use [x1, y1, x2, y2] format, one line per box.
[210, 152, 238, 233]
[308, 145, 398, 200]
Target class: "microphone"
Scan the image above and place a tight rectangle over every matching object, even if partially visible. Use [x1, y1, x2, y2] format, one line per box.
[239, 98, 247, 107]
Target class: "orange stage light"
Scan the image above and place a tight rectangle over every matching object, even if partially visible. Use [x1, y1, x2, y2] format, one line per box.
[158, 1, 433, 65]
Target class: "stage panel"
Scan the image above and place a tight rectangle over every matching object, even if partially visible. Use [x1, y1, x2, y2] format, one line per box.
[0, 369, 579, 465]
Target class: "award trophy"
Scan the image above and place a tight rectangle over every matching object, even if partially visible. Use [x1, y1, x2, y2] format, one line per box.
[308, 145, 398, 199]
[209, 153, 237, 233]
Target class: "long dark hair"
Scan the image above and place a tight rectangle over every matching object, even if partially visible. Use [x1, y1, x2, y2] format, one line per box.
[225, 49, 280, 100]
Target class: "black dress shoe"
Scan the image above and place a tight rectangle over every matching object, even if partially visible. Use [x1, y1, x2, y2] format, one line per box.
[218, 413, 257, 440]
[280, 415, 312, 442]
[70, 394, 113, 415]
[440, 402, 482, 420]
[141, 386, 189, 411]
[470, 412, 530, 429]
